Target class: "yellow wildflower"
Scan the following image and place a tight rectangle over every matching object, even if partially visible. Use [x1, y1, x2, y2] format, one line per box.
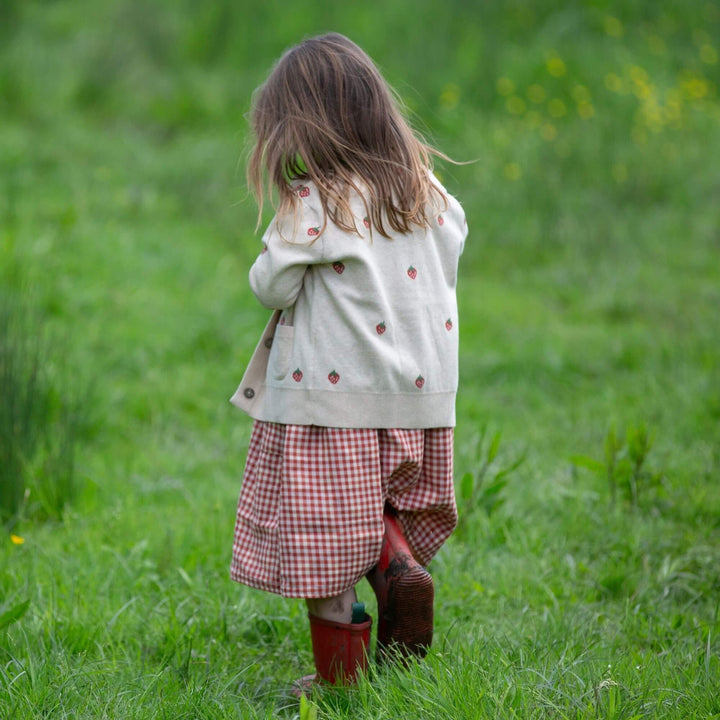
[664, 96, 682, 123]
[440, 83, 461, 110]
[632, 82, 653, 100]
[700, 44, 718, 65]
[682, 77, 709, 100]
[540, 123, 558, 141]
[604, 74, 624, 93]
[647, 35, 666, 55]
[503, 162, 522, 181]
[10, 535, 25, 545]
[577, 102, 595, 119]
[527, 84, 547, 104]
[604, 16, 624, 37]
[507, 96, 527, 115]
[497, 77, 515, 96]
[525, 110, 543, 128]
[643, 107, 664, 132]
[546, 56, 566, 77]
[629, 66, 649, 84]
[572, 85, 591, 103]
[548, 99, 567, 118]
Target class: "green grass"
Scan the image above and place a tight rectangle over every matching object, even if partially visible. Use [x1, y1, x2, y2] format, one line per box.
[2, 0, 720, 717]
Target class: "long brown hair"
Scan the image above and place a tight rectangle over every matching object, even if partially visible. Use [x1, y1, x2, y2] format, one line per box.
[247, 33, 450, 238]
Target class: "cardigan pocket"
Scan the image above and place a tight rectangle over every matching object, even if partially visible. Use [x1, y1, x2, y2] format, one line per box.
[269, 324, 295, 380]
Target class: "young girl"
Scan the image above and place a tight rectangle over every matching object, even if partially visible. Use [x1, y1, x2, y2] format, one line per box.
[230, 32, 467, 688]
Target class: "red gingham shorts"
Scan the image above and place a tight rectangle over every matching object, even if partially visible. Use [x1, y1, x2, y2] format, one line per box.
[230, 421, 457, 598]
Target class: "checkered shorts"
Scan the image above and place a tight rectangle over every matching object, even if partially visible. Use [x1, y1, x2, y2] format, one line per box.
[230, 421, 457, 598]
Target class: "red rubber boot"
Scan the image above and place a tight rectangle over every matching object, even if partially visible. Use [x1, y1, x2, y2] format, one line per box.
[306, 607, 372, 686]
[366, 506, 434, 661]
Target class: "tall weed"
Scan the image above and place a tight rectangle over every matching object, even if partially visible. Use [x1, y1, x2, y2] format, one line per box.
[0, 281, 89, 527]
[571, 424, 666, 510]
[455, 427, 526, 542]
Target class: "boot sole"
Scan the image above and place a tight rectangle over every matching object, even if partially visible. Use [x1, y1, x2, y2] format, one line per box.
[378, 565, 434, 658]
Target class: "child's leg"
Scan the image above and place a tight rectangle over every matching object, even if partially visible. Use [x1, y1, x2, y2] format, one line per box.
[305, 587, 357, 623]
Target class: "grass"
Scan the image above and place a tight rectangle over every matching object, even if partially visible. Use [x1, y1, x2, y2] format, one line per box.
[0, 270, 90, 526]
[1, 0, 720, 717]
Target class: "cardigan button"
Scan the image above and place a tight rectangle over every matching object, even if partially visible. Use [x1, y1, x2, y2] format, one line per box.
[243, 388, 255, 399]
[264, 337, 273, 349]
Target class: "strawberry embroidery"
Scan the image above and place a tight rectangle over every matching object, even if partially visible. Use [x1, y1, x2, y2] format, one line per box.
[328, 370, 340, 385]
[297, 185, 310, 198]
[261, 244, 268, 254]
[307, 227, 320, 237]
[332, 262, 345, 274]
[292, 368, 303, 382]
[376, 321, 386, 335]
[407, 266, 417, 279]
[445, 318, 453, 331]
[415, 375, 425, 389]
[363, 216, 370, 229]
[438, 215, 445, 226]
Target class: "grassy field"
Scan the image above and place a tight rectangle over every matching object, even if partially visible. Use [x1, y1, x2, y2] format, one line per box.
[2, 0, 720, 717]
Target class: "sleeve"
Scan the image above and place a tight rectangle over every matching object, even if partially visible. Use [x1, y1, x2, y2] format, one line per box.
[448, 192, 468, 256]
[248, 194, 326, 310]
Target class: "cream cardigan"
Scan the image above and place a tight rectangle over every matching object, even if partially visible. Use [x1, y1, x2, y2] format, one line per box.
[231, 175, 467, 428]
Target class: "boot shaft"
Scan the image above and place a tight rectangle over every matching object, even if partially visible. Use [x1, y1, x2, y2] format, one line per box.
[308, 610, 372, 684]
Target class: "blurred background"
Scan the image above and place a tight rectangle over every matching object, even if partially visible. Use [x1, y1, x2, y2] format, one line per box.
[2, 0, 718, 504]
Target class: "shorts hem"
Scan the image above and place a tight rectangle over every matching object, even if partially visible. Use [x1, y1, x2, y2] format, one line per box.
[230, 566, 367, 599]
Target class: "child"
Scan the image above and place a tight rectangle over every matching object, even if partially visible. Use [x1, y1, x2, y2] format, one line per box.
[229, 32, 467, 688]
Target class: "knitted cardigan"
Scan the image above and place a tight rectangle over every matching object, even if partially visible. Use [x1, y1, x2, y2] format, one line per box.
[231, 174, 467, 428]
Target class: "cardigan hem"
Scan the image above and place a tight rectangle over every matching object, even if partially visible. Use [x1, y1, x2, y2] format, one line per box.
[233, 386, 456, 429]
